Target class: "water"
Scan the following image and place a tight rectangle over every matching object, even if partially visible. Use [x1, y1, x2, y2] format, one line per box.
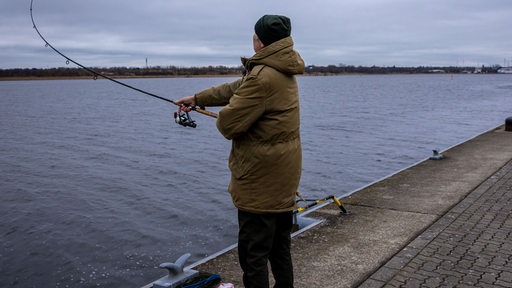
[1, 74, 511, 287]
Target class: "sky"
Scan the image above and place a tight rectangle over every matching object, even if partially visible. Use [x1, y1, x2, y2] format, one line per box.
[1, 0, 511, 69]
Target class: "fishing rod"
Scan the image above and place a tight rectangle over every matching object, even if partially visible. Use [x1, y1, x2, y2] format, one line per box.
[29, 0, 218, 127]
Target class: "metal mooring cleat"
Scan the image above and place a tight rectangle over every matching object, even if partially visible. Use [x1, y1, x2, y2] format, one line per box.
[152, 253, 199, 288]
[429, 149, 444, 160]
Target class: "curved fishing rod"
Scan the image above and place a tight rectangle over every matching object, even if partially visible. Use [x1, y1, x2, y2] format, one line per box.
[29, 0, 218, 123]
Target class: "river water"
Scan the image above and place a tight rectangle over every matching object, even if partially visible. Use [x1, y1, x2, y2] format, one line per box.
[1, 74, 511, 287]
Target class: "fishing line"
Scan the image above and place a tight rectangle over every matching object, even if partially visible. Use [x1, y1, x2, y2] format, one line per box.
[29, 0, 218, 122]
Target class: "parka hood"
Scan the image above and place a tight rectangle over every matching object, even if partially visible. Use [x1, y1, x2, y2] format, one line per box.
[242, 36, 305, 76]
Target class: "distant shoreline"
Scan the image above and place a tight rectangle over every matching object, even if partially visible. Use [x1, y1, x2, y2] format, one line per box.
[0, 72, 498, 81]
[0, 74, 244, 81]
[1, 64, 503, 81]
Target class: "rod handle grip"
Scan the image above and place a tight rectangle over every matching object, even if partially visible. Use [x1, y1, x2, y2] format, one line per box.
[194, 107, 218, 118]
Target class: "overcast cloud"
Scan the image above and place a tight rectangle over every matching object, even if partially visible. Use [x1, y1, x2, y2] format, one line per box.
[1, 0, 511, 69]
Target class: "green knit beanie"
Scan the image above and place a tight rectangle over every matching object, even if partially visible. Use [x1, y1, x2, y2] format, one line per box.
[254, 15, 291, 46]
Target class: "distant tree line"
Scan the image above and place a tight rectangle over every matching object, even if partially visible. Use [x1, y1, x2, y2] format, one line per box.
[0, 65, 245, 79]
[0, 64, 504, 79]
[305, 64, 502, 75]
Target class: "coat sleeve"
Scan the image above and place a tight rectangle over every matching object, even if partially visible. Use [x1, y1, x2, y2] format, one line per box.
[216, 67, 267, 140]
[194, 79, 242, 107]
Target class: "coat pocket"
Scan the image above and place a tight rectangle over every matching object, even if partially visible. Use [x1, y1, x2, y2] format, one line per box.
[229, 143, 261, 180]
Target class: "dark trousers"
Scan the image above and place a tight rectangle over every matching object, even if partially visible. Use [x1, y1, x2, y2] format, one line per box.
[238, 210, 294, 288]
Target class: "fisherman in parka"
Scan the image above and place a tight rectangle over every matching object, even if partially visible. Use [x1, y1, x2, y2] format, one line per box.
[175, 14, 304, 288]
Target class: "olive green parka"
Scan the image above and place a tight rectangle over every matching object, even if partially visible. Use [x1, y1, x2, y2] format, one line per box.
[194, 36, 305, 213]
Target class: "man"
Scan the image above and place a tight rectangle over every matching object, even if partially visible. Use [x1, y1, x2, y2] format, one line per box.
[175, 15, 304, 288]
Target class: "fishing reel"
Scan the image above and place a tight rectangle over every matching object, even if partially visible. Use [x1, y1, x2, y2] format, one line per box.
[174, 110, 197, 128]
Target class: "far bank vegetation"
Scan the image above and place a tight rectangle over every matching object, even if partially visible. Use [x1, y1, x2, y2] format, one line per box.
[0, 64, 503, 80]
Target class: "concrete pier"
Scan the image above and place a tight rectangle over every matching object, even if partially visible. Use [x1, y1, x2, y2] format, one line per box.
[147, 125, 512, 287]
